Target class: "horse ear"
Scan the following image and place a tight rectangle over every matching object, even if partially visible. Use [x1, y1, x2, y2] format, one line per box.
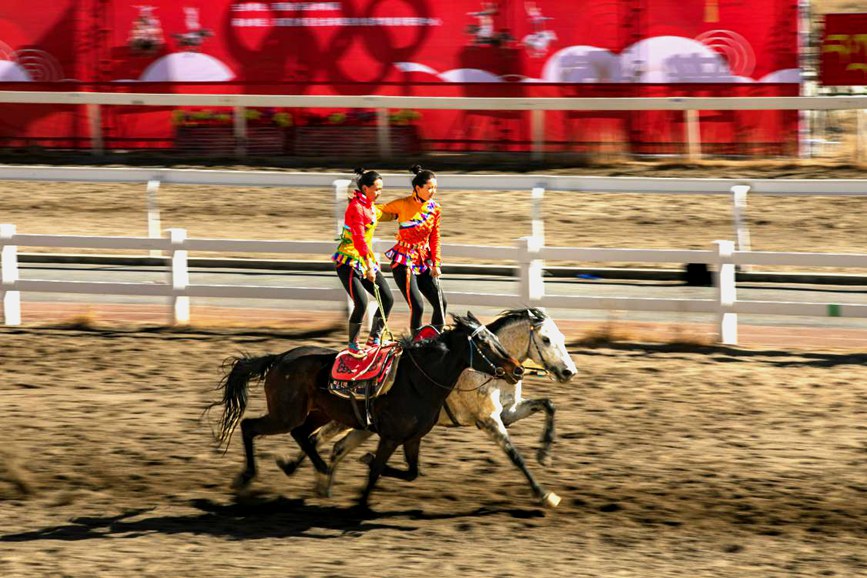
[466, 311, 481, 325]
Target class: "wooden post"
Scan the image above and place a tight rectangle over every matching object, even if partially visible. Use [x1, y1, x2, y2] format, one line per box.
[87, 104, 104, 156]
[147, 179, 162, 258]
[377, 108, 391, 159]
[234, 106, 247, 158]
[531, 185, 545, 242]
[168, 228, 190, 325]
[685, 109, 701, 161]
[531, 110, 545, 162]
[518, 236, 545, 304]
[730, 185, 751, 272]
[0, 224, 21, 326]
[714, 240, 737, 345]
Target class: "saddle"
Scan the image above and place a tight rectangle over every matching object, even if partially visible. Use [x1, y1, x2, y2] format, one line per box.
[328, 341, 402, 401]
[413, 324, 440, 342]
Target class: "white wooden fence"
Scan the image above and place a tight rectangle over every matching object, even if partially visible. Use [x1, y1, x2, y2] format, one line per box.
[3, 223, 867, 345]
[1, 91, 867, 161]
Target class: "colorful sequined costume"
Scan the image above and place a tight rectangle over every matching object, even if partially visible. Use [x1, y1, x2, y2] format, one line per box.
[379, 194, 442, 274]
[332, 190, 393, 274]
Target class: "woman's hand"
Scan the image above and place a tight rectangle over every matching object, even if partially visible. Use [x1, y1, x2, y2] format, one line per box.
[365, 268, 376, 282]
[431, 266, 442, 278]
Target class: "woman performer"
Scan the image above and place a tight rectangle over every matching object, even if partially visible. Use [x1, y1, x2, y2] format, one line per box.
[332, 167, 395, 357]
[378, 164, 447, 336]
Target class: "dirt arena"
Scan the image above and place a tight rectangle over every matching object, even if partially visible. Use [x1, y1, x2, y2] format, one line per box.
[1, 154, 866, 576]
[0, 322, 865, 577]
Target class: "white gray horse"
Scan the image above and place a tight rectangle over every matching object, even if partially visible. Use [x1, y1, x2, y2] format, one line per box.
[278, 308, 577, 507]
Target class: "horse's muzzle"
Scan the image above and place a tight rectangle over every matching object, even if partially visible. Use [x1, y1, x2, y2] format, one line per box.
[495, 360, 524, 384]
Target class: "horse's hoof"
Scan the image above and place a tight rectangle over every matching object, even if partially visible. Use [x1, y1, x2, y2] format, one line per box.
[231, 471, 253, 490]
[540, 491, 561, 509]
[358, 452, 375, 466]
[276, 457, 300, 477]
[314, 477, 333, 499]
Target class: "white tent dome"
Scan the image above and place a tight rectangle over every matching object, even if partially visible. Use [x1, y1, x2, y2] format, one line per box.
[0, 60, 31, 81]
[139, 52, 234, 82]
[541, 45, 621, 83]
[620, 35, 733, 83]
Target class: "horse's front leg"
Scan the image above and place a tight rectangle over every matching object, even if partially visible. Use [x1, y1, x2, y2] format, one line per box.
[477, 416, 560, 509]
[357, 437, 400, 508]
[316, 428, 373, 498]
[501, 397, 556, 467]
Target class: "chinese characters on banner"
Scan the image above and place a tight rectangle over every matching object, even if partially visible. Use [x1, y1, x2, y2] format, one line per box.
[821, 13, 867, 86]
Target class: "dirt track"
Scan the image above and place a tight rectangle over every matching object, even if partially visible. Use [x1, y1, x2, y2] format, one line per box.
[1, 324, 865, 577]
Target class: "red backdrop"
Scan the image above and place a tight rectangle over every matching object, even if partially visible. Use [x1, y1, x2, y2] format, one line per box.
[0, 0, 801, 154]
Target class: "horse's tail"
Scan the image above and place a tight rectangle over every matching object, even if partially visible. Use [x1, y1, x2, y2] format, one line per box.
[208, 353, 281, 450]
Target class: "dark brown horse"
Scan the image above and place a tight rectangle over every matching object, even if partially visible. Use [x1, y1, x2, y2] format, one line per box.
[211, 312, 523, 507]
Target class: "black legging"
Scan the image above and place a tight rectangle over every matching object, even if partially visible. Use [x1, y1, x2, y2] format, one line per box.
[336, 264, 394, 343]
[392, 264, 447, 335]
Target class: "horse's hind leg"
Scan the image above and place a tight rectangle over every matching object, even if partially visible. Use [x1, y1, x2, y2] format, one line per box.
[501, 397, 556, 466]
[290, 426, 331, 476]
[276, 416, 341, 477]
[362, 436, 421, 481]
[477, 416, 560, 508]
[317, 428, 372, 498]
[357, 437, 400, 508]
[235, 414, 296, 489]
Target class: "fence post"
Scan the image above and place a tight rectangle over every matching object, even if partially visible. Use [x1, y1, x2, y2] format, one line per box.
[730, 184, 752, 272]
[714, 240, 737, 345]
[518, 236, 544, 304]
[685, 109, 701, 161]
[333, 179, 351, 237]
[531, 185, 545, 242]
[87, 104, 103, 156]
[856, 109, 866, 164]
[531, 110, 545, 162]
[377, 108, 391, 159]
[168, 228, 190, 325]
[234, 105, 247, 158]
[1, 224, 21, 326]
[333, 179, 352, 319]
[147, 179, 162, 258]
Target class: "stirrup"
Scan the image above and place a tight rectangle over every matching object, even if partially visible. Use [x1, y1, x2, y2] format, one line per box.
[365, 335, 381, 348]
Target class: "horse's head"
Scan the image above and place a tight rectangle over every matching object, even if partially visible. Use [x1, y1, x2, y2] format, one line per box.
[524, 309, 577, 383]
[453, 312, 524, 384]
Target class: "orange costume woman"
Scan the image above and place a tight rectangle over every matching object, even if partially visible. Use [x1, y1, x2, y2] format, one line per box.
[379, 165, 447, 335]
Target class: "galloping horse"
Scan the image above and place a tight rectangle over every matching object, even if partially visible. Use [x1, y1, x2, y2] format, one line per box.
[210, 312, 523, 507]
[280, 308, 577, 507]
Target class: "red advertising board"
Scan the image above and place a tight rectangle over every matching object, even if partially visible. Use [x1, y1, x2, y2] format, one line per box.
[0, 0, 801, 154]
[821, 13, 867, 86]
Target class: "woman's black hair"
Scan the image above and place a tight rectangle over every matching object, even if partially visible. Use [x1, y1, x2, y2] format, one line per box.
[410, 164, 436, 190]
[353, 167, 382, 190]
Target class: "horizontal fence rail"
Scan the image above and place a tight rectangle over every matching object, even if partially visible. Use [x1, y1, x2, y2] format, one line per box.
[3, 225, 866, 345]
[1, 91, 866, 161]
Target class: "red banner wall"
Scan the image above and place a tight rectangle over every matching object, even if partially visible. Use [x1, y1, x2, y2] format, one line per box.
[821, 13, 867, 86]
[0, 0, 801, 154]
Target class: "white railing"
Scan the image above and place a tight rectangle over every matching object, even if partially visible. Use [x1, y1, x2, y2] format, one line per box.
[3, 224, 866, 344]
[1, 91, 866, 161]
[5, 166, 867, 268]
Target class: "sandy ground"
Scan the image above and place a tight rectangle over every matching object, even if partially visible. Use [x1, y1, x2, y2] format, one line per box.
[0, 323, 865, 577]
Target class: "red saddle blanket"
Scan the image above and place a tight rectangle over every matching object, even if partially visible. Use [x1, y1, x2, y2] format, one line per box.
[331, 342, 400, 382]
[413, 325, 440, 343]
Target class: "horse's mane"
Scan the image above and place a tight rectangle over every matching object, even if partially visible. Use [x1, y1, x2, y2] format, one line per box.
[487, 307, 548, 334]
[398, 314, 480, 352]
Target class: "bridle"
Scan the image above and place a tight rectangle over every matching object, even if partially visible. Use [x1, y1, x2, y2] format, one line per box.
[523, 320, 554, 378]
[406, 323, 520, 391]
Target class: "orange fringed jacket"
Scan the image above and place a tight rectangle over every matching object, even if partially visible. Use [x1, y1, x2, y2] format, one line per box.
[378, 194, 442, 274]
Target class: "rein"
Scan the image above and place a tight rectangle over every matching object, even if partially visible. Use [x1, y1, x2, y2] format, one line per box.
[405, 325, 507, 392]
